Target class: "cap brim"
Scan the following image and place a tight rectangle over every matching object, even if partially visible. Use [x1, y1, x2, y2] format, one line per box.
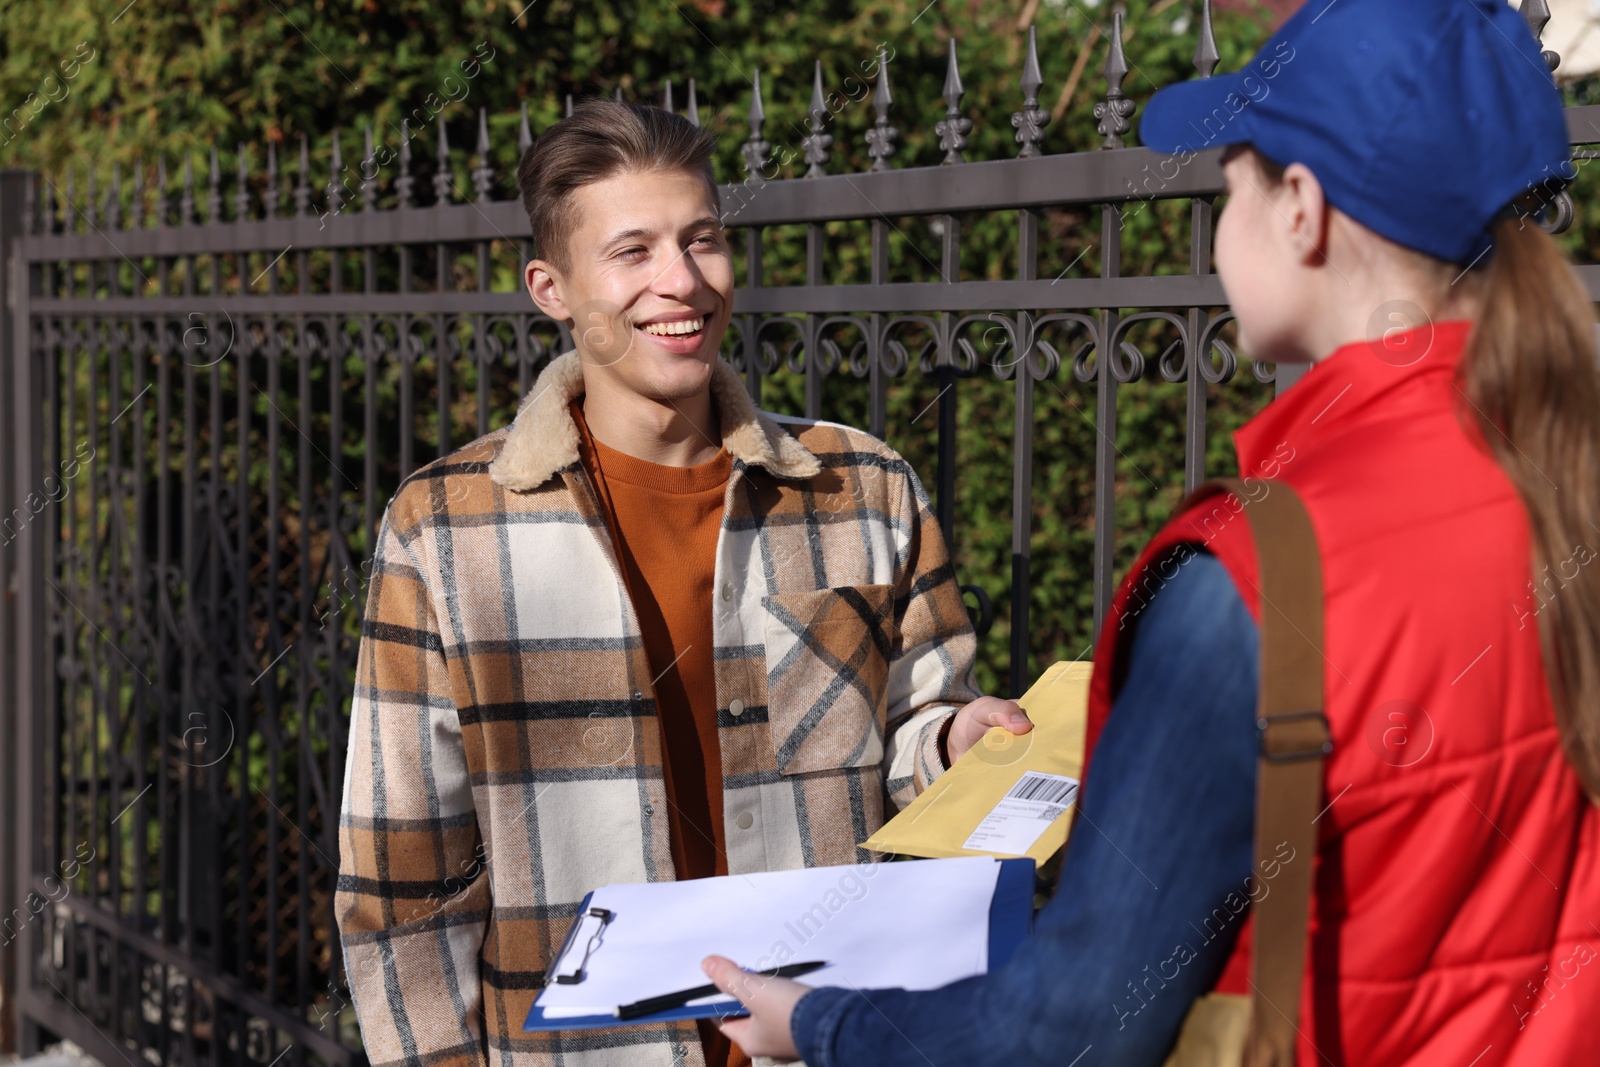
[1138, 71, 1257, 156]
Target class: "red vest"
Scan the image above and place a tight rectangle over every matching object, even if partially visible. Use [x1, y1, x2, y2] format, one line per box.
[1082, 321, 1600, 1066]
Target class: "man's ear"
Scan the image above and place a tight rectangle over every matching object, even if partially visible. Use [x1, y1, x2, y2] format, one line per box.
[1279, 162, 1331, 268]
[525, 259, 571, 321]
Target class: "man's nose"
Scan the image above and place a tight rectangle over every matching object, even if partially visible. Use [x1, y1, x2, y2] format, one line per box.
[650, 244, 702, 299]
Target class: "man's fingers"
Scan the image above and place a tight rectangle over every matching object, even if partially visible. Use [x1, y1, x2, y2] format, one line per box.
[982, 700, 1033, 734]
[948, 698, 1034, 763]
[998, 709, 1033, 733]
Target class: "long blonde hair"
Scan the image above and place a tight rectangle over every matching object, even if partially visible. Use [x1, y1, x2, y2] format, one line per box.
[1246, 146, 1600, 800]
[1459, 213, 1600, 801]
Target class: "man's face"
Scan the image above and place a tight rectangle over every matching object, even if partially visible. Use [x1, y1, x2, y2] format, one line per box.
[526, 168, 734, 403]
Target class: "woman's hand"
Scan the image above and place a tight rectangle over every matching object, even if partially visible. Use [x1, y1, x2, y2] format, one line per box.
[701, 955, 810, 1062]
[947, 697, 1034, 764]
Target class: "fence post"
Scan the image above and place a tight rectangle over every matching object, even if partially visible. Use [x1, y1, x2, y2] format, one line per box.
[1275, 362, 1307, 396]
[0, 167, 37, 1062]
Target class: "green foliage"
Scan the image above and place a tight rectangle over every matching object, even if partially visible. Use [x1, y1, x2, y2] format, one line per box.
[1, 0, 1277, 199]
[6, 0, 1284, 703]
[38, 0, 1591, 697]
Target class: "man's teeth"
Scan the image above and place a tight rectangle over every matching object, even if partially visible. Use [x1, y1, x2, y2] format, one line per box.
[641, 317, 704, 336]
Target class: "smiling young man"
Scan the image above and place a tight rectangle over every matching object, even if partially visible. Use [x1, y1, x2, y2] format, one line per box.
[336, 99, 1029, 1067]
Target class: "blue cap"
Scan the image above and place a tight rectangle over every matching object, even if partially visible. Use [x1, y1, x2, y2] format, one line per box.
[1138, 0, 1572, 265]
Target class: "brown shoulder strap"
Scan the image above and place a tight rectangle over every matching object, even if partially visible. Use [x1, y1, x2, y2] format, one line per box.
[1179, 478, 1330, 1067]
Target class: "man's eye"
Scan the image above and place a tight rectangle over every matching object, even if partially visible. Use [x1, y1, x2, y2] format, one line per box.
[618, 247, 647, 260]
[693, 234, 721, 248]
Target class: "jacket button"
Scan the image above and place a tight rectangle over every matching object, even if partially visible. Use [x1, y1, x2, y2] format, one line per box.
[736, 811, 753, 830]
[632, 690, 643, 701]
[720, 582, 734, 602]
[729, 699, 744, 718]
[643, 803, 654, 815]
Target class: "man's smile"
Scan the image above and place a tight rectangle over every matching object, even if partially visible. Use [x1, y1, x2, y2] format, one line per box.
[635, 310, 713, 352]
[639, 315, 705, 337]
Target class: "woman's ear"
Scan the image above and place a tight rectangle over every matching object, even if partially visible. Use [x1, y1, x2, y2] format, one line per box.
[1279, 162, 1332, 269]
[525, 260, 571, 321]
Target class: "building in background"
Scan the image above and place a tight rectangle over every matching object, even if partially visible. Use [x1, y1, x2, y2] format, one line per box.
[1545, 0, 1600, 79]
[1218, 0, 1600, 80]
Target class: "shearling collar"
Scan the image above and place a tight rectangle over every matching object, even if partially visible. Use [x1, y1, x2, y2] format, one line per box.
[488, 349, 823, 491]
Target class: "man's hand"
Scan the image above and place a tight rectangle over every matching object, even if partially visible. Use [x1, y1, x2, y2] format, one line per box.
[947, 697, 1033, 764]
[701, 955, 809, 1062]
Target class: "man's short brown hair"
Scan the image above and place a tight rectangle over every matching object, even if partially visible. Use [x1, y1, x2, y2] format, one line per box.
[515, 98, 720, 274]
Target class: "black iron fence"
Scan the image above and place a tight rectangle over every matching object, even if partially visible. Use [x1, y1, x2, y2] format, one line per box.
[2, 4, 1596, 1067]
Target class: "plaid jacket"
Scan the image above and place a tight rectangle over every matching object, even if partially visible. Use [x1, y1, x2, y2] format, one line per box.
[336, 350, 982, 1067]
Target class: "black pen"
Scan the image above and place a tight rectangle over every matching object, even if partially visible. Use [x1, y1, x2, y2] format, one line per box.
[614, 960, 830, 1020]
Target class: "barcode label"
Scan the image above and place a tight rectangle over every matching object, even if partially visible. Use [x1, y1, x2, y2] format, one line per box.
[962, 771, 1081, 855]
[1005, 772, 1079, 807]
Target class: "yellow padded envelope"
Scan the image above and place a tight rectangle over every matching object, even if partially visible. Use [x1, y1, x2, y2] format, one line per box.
[862, 661, 1092, 864]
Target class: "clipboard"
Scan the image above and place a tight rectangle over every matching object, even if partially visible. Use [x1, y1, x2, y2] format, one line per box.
[523, 857, 1035, 1031]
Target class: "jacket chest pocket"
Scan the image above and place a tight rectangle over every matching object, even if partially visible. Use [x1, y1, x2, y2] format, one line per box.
[761, 584, 895, 776]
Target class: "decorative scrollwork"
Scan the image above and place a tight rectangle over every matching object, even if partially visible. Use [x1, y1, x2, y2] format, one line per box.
[751, 316, 805, 378]
[958, 312, 1015, 379]
[1198, 311, 1239, 385]
[1026, 313, 1100, 385]
[721, 317, 749, 375]
[960, 583, 995, 638]
[1539, 188, 1575, 235]
[862, 316, 934, 382]
[846, 339, 871, 378]
[1108, 312, 1188, 386]
[814, 316, 871, 379]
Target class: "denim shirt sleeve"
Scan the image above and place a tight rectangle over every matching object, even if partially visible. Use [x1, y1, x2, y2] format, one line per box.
[790, 549, 1260, 1067]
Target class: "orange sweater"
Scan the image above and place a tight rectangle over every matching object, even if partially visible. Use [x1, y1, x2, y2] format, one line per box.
[573, 400, 731, 881]
[573, 402, 748, 1067]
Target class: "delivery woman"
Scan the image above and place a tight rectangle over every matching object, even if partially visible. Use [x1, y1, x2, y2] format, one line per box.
[700, 0, 1600, 1064]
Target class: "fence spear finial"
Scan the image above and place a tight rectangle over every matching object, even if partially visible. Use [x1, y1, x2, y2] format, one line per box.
[1012, 25, 1050, 158]
[266, 141, 280, 219]
[360, 125, 378, 211]
[803, 61, 833, 177]
[1195, 0, 1219, 79]
[156, 158, 169, 227]
[688, 78, 701, 126]
[661, 79, 674, 113]
[263, 142, 275, 219]
[108, 162, 123, 229]
[234, 144, 251, 221]
[741, 68, 771, 181]
[328, 128, 347, 221]
[1521, 0, 1560, 71]
[866, 47, 899, 172]
[937, 37, 972, 165]
[42, 177, 58, 235]
[566, 93, 574, 118]
[208, 145, 223, 222]
[85, 167, 98, 231]
[397, 121, 414, 209]
[293, 134, 311, 217]
[180, 152, 196, 225]
[434, 116, 453, 204]
[473, 107, 493, 203]
[131, 159, 145, 229]
[155, 160, 170, 228]
[1095, 10, 1136, 149]
[518, 102, 534, 154]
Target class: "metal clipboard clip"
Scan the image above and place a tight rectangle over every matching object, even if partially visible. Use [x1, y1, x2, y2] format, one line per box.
[547, 907, 615, 986]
